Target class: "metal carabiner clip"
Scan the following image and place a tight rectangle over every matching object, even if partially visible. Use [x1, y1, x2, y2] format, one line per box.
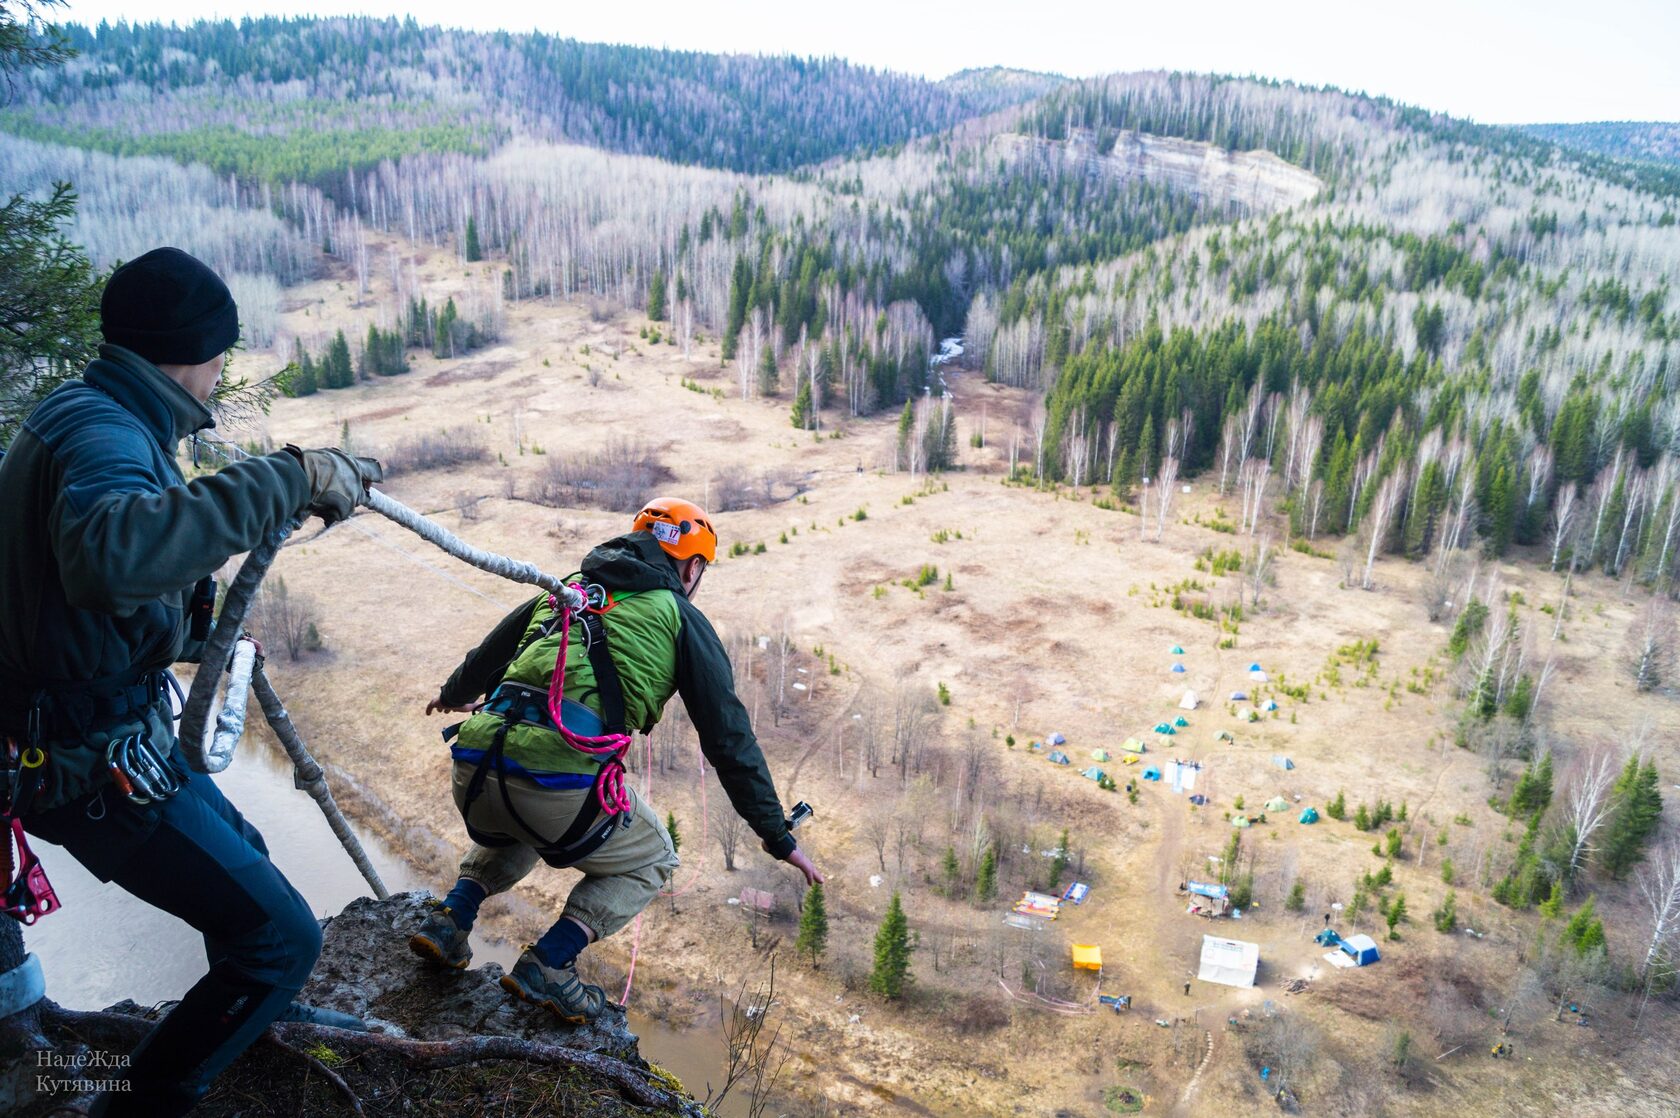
[107, 736, 148, 804]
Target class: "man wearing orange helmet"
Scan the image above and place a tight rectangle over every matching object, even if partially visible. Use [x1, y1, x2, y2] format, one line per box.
[410, 498, 822, 1023]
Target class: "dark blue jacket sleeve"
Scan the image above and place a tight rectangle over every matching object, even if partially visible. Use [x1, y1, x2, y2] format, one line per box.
[48, 418, 310, 616]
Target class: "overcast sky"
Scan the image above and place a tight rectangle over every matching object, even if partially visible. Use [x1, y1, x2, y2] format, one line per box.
[50, 0, 1680, 125]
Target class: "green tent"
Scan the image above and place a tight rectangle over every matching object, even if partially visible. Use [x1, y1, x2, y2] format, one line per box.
[1121, 738, 1147, 753]
[1265, 796, 1289, 813]
[1232, 816, 1252, 829]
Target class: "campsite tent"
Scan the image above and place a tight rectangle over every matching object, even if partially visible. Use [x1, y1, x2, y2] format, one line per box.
[1170, 645, 1185, 655]
[1048, 732, 1066, 745]
[1174, 716, 1191, 727]
[1265, 797, 1289, 813]
[1121, 738, 1146, 753]
[1261, 700, 1279, 712]
[1153, 722, 1177, 735]
[1247, 663, 1263, 672]
[1340, 934, 1381, 966]
[1229, 691, 1248, 701]
[1249, 670, 1269, 682]
[1081, 766, 1107, 782]
[1047, 751, 1071, 765]
[1271, 755, 1294, 770]
[1298, 807, 1320, 824]
[1071, 944, 1103, 972]
[1215, 730, 1235, 743]
[1187, 882, 1228, 899]
[1197, 936, 1260, 988]
[1180, 690, 1200, 710]
[1143, 767, 1162, 781]
[1121, 754, 1140, 765]
[1232, 815, 1252, 829]
[1240, 709, 1259, 722]
[1171, 663, 1187, 674]
[1091, 749, 1111, 762]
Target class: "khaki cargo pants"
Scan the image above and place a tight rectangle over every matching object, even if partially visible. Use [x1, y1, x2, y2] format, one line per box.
[451, 761, 679, 940]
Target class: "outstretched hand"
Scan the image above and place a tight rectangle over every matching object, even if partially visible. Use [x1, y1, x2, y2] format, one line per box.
[425, 698, 479, 717]
[786, 847, 824, 887]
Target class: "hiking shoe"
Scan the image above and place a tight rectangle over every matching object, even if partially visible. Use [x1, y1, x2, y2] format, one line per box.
[499, 947, 607, 1025]
[408, 899, 473, 970]
[276, 1001, 369, 1031]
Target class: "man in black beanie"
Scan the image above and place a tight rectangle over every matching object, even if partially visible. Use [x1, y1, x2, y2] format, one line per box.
[0, 246, 382, 1115]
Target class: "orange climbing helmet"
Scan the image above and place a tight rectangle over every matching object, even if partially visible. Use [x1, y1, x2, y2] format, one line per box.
[633, 497, 717, 564]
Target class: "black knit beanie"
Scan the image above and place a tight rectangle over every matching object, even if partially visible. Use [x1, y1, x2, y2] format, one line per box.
[100, 247, 240, 366]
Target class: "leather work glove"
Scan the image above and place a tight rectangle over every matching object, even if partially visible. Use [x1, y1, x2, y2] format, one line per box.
[285, 445, 384, 526]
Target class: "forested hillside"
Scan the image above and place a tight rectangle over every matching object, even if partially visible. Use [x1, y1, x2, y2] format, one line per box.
[2, 17, 1058, 182]
[1524, 121, 1680, 168]
[7, 20, 1680, 591]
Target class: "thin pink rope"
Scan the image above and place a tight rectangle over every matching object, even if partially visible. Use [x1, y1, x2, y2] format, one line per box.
[544, 587, 634, 816]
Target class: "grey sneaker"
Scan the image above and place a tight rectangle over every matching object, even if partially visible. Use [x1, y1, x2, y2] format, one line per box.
[276, 1001, 368, 1031]
[408, 899, 472, 970]
[499, 947, 607, 1024]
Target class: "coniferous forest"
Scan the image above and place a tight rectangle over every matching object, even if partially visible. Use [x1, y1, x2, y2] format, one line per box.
[3, 15, 1679, 593]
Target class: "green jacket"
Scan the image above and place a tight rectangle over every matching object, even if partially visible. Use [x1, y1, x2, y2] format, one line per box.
[439, 532, 797, 859]
[0, 345, 311, 693]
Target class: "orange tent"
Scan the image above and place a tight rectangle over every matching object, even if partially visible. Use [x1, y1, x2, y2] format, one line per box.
[1072, 944, 1103, 972]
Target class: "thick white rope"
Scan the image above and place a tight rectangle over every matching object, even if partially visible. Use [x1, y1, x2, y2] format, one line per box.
[203, 637, 260, 774]
[365, 488, 585, 610]
[251, 666, 390, 900]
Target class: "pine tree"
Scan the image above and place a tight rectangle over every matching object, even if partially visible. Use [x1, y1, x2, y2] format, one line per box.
[285, 339, 318, 397]
[1386, 892, 1408, 940]
[1354, 803, 1372, 832]
[1047, 829, 1070, 891]
[1286, 880, 1306, 912]
[795, 881, 829, 968]
[326, 329, 353, 388]
[722, 254, 750, 361]
[940, 846, 960, 895]
[647, 268, 667, 321]
[895, 399, 914, 470]
[1508, 753, 1554, 818]
[869, 891, 911, 999]
[974, 845, 998, 903]
[758, 340, 779, 396]
[1600, 757, 1663, 878]
[1327, 790, 1347, 820]
[664, 811, 681, 856]
[1433, 890, 1458, 933]
[790, 376, 813, 429]
[464, 215, 482, 262]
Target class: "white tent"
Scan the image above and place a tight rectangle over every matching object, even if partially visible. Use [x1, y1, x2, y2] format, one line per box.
[1197, 935, 1260, 988]
[1249, 670, 1269, 683]
[1179, 690, 1199, 710]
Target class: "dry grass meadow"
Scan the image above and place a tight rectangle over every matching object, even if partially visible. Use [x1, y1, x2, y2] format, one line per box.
[214, 236, 1679, 1117]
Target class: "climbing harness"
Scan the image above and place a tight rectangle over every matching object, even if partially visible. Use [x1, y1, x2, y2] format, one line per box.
[449, 582, 636, 868]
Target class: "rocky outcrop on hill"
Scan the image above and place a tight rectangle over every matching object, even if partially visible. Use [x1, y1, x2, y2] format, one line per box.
[994, 127, 1323, 215]
[3, 892, 707, 1117]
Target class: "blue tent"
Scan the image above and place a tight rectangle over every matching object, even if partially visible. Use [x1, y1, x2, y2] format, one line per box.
[1299, 807, 1320, 824]
[1143, 766, 1162, 781]
[1171, 663, 1187, 674]
[1048, 732, 1067, 745]
[1153, 722, 1176, 735]
[1174, 716, 1190, 727]
[1047, 751, 1071, 765]
[1230, 691, 1248, 701]
[1261, 700, 1279, 712]
[1081, 766, 1107, 782]
[1170, 645, 1185, 655]
[1340, 934, 1381, 966]
[1247, 662, 1263, 672]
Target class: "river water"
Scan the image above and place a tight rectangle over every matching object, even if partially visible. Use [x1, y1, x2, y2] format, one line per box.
[22, 735, 745, 1113]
